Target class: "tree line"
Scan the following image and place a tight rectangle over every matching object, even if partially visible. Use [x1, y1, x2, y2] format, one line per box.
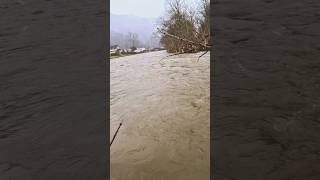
[110, 31, 160, 50]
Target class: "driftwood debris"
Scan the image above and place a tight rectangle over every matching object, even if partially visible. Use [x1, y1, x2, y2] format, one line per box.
[158, 29, 212, 49]
[158, 29, 211, 61]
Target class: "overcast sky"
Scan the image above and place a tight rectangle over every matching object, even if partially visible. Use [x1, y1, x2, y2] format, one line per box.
[110, 0, 166, 18]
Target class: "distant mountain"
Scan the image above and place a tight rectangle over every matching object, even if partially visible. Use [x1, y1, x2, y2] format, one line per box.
[110, 13, 160, 48]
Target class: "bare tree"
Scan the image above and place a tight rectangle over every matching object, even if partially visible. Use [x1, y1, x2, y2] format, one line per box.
[157, 0, 211, 54]
[198, 0, 210, 48]
[126, 32, 142, 50]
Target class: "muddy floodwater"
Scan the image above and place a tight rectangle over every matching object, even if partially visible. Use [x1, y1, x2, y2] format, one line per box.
[110, 51, 210, 180]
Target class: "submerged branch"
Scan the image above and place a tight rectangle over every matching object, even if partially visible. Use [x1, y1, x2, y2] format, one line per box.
[197, 50, 209, 62]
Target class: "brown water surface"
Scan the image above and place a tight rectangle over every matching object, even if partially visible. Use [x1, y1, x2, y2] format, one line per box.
[110, 51, 210, 180]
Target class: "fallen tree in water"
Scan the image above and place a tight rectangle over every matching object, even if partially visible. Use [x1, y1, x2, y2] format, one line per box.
[157, 0, 211, 60]
[158, 28, 211, 61]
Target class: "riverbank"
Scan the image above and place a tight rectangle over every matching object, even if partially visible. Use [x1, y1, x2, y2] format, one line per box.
[109, 50, 165, 59]
[110, 54, 131, 59]
[110, 51, 210, 180]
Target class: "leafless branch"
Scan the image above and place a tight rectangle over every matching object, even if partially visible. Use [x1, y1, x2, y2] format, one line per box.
[197, 50, 209, 62]
[158, 28, 211, 49]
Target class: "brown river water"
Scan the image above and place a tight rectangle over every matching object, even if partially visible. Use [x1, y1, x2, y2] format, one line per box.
[110, 51, 210, 180]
